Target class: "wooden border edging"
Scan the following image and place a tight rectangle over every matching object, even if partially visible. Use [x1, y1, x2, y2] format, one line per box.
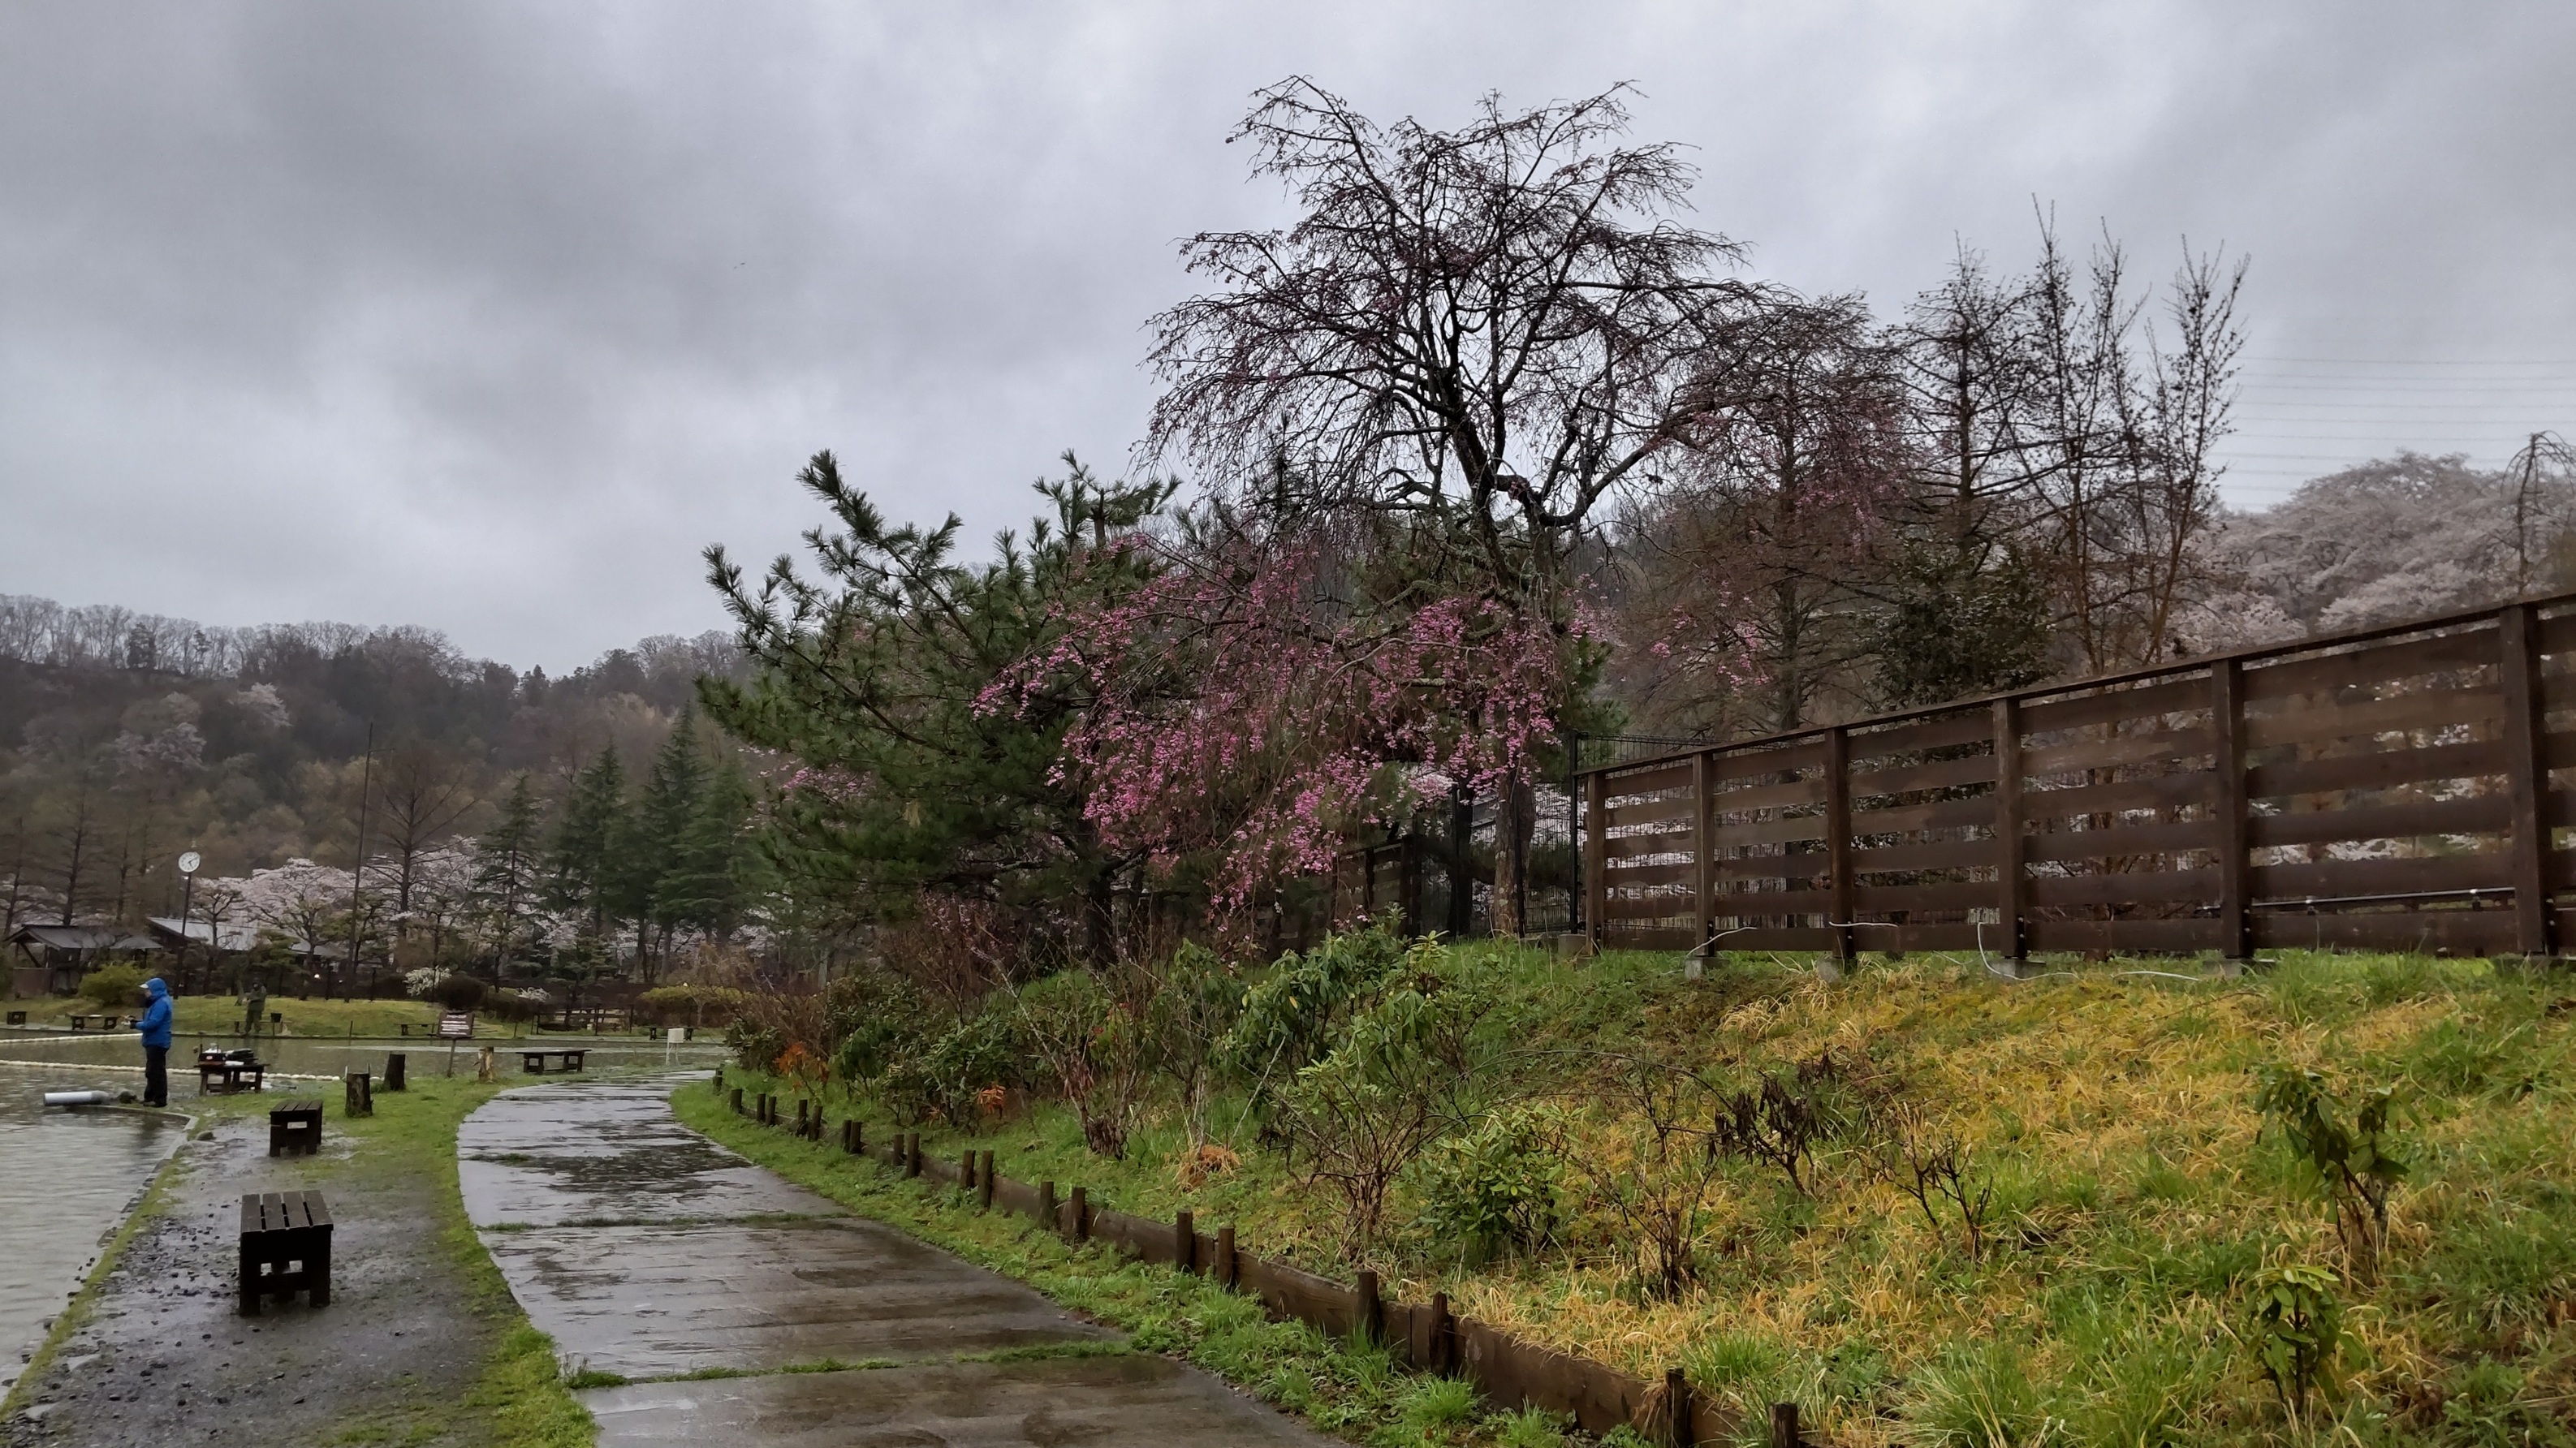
[764, 1103, 1719, 1443]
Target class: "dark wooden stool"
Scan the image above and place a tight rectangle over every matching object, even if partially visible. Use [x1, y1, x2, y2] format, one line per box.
[239, 1191, 331, 1314]
[383, 1053, 406, 1092]
[343, 1071, 373, 1118]
[269, 1099, 322, 1157]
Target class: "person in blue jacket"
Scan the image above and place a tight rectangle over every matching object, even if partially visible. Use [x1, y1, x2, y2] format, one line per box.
[135, 977, 174, 1107]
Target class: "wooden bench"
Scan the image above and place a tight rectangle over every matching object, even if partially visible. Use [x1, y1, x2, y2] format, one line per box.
[269, 1100, 322, 1157]
[239, 1191, 330, 1314]
[518, 1049, 587, 1075]
[200, 1057, 267, 1095]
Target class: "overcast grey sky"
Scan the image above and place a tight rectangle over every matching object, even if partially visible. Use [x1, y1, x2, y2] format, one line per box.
[3, 2, 2571, 670]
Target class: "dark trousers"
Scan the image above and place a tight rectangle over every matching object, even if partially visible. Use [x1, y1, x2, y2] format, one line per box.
[142, 1045, 167, 1107]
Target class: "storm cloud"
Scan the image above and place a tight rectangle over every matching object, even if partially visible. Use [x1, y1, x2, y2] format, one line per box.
[3, 1, 2570, 668]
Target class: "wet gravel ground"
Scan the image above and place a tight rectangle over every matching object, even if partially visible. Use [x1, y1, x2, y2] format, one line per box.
[4, 1110, 498, 1448]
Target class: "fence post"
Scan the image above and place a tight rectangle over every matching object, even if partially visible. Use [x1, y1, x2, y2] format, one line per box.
[2502, 603, 2556, 959]
[1770, 1400, 1801, 1447]
[1666, 1366, 1694, 1447]
[729, 1086, 743, 1115]
[1354, 1268, 1382, 1345]
[1174, 1208, 1194, 1272]
[1585, 772, 1607, 948]
[1041, 1179, 1056, 1230]
[1448, 783, 1474, 937]
[1823, 726, 1854, 973]
[1069, 1186, 1090, 1242]
[1993, 698, 2028, 971]
[1691, 751, 1715, 976]
[1430, 1291, 1454, 1373]
[904, 1132, 921, 1178]
[2211, 660, 2251, 962]
[1216, 1224, 1237, 1288]
[978, 1151, 995, 1209]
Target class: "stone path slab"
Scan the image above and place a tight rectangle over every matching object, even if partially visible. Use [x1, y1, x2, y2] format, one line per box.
[484, 1217, 1107, 1378]
[464, 1080, 1330, 1446]
[580, 1354, 1329, 1446]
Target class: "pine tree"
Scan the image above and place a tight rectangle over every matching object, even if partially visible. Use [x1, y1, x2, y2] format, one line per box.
[615, 705, 707, 975]
[472, 774, 546, 974]
[663, 753, 762, 942]
[546, 747, 626, 937]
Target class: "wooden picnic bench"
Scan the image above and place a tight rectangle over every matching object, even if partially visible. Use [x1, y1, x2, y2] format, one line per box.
[199, 1054, 267, 1095]
[519, 1048, 587, 1075]
[269, 1099, 322, 1157]
[239, 1191, 330, 1314]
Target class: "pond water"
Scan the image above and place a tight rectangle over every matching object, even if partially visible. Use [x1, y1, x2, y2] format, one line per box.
[0, 1064, 180, 1394]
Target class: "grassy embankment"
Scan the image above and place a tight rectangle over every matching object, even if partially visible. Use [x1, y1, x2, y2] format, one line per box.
[10, 993, 445, 1037]
[2, 1074, 595, 1448]
[714, 944, 2576, 1447]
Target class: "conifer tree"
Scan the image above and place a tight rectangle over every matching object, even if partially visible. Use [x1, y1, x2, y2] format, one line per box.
[616, 704, 707, 975]
[546, 747, 626, 937]
[664, 752, 762, 942]
[472, 773, 546, 974]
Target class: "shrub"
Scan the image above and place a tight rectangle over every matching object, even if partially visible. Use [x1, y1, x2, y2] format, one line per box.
[2254, 1064, 2409, 1283]
[2245, 1264, 2341, 1416]
[1014, 966, 1156, 1157]
[881, 1006, 1024, 1127]
[79, 963, 148, 1010]
[1415, 1105, 1561, 1261]
[1551, 1054, 1734, 1299]
[429, 975, 488, 1011]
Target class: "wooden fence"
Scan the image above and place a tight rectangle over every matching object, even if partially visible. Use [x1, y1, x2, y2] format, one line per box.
[729, 1085, 1732, 1446]
[1581, 593, 2576, 963]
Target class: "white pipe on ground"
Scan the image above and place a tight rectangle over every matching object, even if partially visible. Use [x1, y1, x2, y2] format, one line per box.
[42, 1090, 114, 1107]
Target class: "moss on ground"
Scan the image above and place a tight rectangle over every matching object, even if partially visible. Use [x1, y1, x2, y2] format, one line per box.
[725, 944, 2576, 1446]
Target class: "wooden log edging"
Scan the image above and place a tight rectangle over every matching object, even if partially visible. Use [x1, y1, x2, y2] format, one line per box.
[755, 1101, 1719, 1444]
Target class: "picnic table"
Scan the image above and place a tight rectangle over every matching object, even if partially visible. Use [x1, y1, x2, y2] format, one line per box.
[199, 1052, 267, 1095]
[519, 1048, 588, 1075]
[239, 1190, 330, 1314]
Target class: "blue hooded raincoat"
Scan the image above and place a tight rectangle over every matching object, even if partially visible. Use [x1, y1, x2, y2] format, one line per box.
[136, 978, 173, 1049]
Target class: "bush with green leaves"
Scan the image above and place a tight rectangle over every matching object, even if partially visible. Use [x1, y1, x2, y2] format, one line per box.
[2254, 1063, 2409, 1283]
[1415, 1105, 1562, 1261]
[1218, 927, 1410, 1110]
[1276, 939, 1520, 1252]
[880, 1005, 1025, 1127]
[826, 963, 931, 1084]
[78, 963, 148, 1010]
[2245, 1263, 2342, 1417]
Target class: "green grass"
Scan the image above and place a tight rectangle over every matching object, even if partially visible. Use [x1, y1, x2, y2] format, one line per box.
[723, 942, 2576, 1446]
[15, 992, 448, 1038]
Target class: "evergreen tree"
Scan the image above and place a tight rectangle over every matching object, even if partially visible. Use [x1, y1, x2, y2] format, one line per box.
[545, 747, 626, 937]
[615, 704, 707, 973]
[663, 752, 762, 942]
[472, 773, 546, 973]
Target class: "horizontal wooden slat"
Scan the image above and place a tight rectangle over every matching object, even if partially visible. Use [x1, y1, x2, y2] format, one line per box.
[1720, 813, 1832, 847]
[2250, 909, 2516, 955]
[2023, 727, 2213, 778]
[1853, 797, 1996, 834]
[2248, 794, 2509, 848]
[2246, 687, 2501, 750]
[2020, 677, 2211, 735]
[1601, 829, 1693, 860]
[1713, 776, 1827, 812]
[1605, 795, 1696, 829]
[1596, 925, 1699, 950]
[1711, 887, 1834, 915]
[1704, 927, 1840, 950]
[2020, 771, 2211, 821]
[2250, 851, 2508, 900]
[1851, 881, 1997, 913]
[1852, 752, 1995, 797]
[2243, 628, 2497, 702]
[2025, 820, 2213, 862]
[1846, 710, 1994, 761]
[1850, 838, 1997, 874]
[1707, 740, 1828, 783]
[1603, 760, 1694, 798]
[1603, 860, 1694, 889]
[2028, 869, 2219, 907]
[2022, 917, 2221, 952]
[2248, 738, 2504, 799]
[1711, 851, 1832, 882]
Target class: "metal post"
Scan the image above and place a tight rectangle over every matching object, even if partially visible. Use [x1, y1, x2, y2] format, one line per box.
[1584, 773, 1607, 948]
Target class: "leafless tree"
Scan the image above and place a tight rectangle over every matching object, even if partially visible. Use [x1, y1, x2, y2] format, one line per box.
[1146, 79, 1779, 930]
[368, 743, 481, 915]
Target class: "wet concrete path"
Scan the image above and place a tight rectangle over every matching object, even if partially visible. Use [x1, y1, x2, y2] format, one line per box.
[462, 1080, 1330, 1445]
